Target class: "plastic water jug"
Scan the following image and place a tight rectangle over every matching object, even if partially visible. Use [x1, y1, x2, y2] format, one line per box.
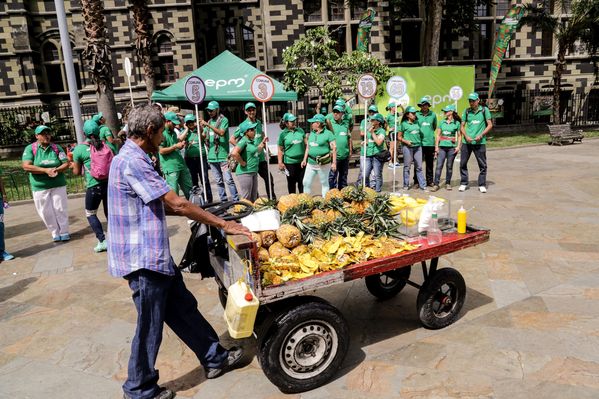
[224, 281, 259, 339]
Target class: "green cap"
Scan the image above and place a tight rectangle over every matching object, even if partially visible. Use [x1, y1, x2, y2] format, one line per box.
[320, 106, 328, 115]
[468, 92, 480, 101]
[184, 114, 196, 123]
[35, 125, 51, 135]
[92, 112, 103, 123]
[283, 113, 297, 122]
[335, 99, 346, 107]
[386, 101, 397, 110]
[371, 113, 385, 124]
[441, 104, 456, 112]
[244, 102, 257, 110]
[368, 105, 378, 113]
[307, 114, 326, 124]
[417, 97, 431, 106]
[206, 101, 219, 111]
[404, 106, 417, 114]
[83, 119, 100, 137]
[164, 111, 181, 124]
[333, 105, 345, 113]
[239, 121, 258, 134]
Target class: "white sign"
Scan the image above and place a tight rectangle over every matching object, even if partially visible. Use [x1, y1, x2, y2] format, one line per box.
[124, 57, 132, 78]
[184, 76, 206, 105]
[449, 85, 464, 101]
[357, 73, 377, 99]
[251, 74, 275, 103]
[386, 76, 407, 99]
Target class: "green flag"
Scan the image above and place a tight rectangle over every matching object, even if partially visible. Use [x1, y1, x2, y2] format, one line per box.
[488, 5, 525, 98]
[356, 8, 376, 52]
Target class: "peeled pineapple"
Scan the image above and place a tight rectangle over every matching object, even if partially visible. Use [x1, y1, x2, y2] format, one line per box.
[268, 242, 291, 257]
[291, 244, 309, 256]
[276, 224, 302, 249]
[251, 232, 262, 248]
[260, 230, 277, 248]
[257, 248, 270, 262]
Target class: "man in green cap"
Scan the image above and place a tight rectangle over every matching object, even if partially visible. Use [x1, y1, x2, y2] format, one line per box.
[232, 102, 275, 199]
[180, 113, 213, 202]
[159, 111, 193, 199]
[328, 104, 352, 189]
[460, 92, 492, 193]
[93, 112, 121, 154]
[416, 97, 437, 186]
[325, 98, 353, 132]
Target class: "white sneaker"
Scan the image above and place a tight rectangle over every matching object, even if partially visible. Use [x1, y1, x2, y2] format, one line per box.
[479, 186, 487, 193]
[459, 185, 467, 192]
[387, 163, 395, 169]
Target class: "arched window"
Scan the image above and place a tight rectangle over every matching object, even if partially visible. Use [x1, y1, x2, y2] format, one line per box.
[225, 26, 237, 52]
[41, 40, 82, 93]
[242, 26, 255, 59]
[156, 34, 175, 82]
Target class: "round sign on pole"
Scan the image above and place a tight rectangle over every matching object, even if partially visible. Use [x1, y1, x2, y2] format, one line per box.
[185, 76, 207, 105]
[124, 57, 132, 78]
[251, 74, 275, 103]
[386, 76, 407, 99]
[357, 73, 377, 99]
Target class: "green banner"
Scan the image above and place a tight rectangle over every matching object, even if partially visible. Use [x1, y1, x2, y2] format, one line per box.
[356, 8, 376, 52]
[375, 66, 475, 119]
[488, 5, 525, 98]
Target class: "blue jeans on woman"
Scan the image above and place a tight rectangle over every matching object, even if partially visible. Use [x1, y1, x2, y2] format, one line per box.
[209, 161, 239, 202]
[328, 157, 350, 190]
[364, 156, 384, 192]
[434, 147, 457, 186]
[303, 163, 331, 197]
[402, 146, 426, 189]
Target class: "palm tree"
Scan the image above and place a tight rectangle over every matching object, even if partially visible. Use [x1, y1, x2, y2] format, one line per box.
[131, 0, 155, 101]
[80, 0, 118, 130]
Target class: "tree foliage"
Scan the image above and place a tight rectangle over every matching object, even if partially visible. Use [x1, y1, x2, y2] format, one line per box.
[282, 27, 392, 104]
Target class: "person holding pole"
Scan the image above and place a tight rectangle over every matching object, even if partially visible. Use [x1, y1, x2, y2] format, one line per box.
[277, 113, 306, 194]
[363, 113, 387, 192]
[386, 101, 401, 170]
[415, 97, 437, 187]
[356, 105, 378, 187]
[301, 114, 337, 196]
[432, 105, 462, 192]
[399, 106, 426, 191]
[182, 114, 213, 202]
[328, 105, 352, 190]
[231, 122, 264, 202]
[159, 111, 193, 199]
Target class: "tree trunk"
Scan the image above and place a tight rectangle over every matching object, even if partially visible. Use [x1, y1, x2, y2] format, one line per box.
[80, 0, 119, 130]
[131, 0, 155, 102]
[422, 0, 444, 66]
[553, 46, 566, 124]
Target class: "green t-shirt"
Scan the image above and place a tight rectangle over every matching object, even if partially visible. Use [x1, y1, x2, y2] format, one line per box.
[400, 120, 422, 147]
[330, 119, 350, 160]
[235, 118, 265, 162]
[22, 143, 68, 192]
[361, 127, 386, 156]
[206, 116, 230, 162]
[438, 119, 461, 148]
[462, 106, 491, 144]
[416, 111, 438, 147]
[325, 111, 352, 132]
[159, 128, 186, 172]
[235, 136, 260, 175]
[185, 129, 206, 158]
[386, 113, 398, 136]
[278, 127, 306, 164]
[72, 142, 100, 188]
[99, 125, 118, 154]
[307, 129, 335, 165]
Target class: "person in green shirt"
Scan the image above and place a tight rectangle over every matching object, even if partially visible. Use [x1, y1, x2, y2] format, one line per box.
[432, 104, 462, 192]
[328, 105, 352, 190]
[180, 113, 213, 203]
[22, 125, 71, 241]
[159, 111, 193, 199]
[71, 119, 115, 252]
[0, 170, 15, 262]
[356, 104, 379, 186]
[301, 114, 337, 197]
[459, 92, 493, 193]
[277, 112, 306, 194]
[386, 101, 402, 169]
[416, 97, 438, 187]
[93, 112, 121, 154]
[230, 122, 265, 202]
[363, 113, 387, 192]
[398, 106, 426, 191]
[325, 98, 353, 132]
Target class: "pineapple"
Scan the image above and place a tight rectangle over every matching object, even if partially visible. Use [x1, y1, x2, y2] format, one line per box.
[351, 200, 371, 215]
[277, 194, 299, 213]
[251, 232, 262, 248]
[325, 188, 343, 202]
[254, 197, 277, 211]
[310, 209, 328, 226]
[260, 230, 277, 248]
[291, 244, 309, 256]
[268, 242, 291, 258]
[257, 248, 270, 263]
[297, 193, 314, 208]
[340, 185, 356, 201]
[363, 187, 377, 202]
[276, 224, 302, 249]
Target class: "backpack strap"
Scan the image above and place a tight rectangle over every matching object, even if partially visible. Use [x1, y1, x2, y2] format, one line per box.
[32, 142, 60, 157]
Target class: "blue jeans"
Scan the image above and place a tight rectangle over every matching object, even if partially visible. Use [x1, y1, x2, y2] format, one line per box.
[185, 157, 213, 203]
[402, 146, 425, 189]
[434, 147, 457, 185]
[303, 163, 331, 197]
[0, 204, 5, 253]
[460, 144, 487, 187]
[123, 268, 228, 399]
[209, 161, 239, 201]
[328, 157, 350, 190]
[364, 156, 384, 192]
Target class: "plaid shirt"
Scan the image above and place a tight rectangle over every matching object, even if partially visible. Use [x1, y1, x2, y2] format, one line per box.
[107, 140, 173, 277]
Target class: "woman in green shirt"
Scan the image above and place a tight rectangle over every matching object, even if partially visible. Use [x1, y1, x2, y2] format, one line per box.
[277, 113, 306, 194]
[181, 114, 213, 202]
[398, 106, 426, 191]
[363, 113, 387, 192]
[301, 114, 337, 197]
[230, 122, 265, 202]
[432, 105, 462, 192]
[22, 125, 70, 241]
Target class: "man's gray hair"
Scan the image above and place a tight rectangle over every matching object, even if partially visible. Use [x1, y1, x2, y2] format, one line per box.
[127, 105, 165, 139]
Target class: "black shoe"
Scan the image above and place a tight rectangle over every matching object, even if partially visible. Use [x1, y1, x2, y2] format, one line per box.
[205, 347, 244, 379]
[123, 387, 175, 399]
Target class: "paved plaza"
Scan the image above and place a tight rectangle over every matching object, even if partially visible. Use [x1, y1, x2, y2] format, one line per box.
[1, 141, 599, 398]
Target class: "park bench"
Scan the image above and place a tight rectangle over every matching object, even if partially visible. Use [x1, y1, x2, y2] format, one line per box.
[547, 124, 584, 146]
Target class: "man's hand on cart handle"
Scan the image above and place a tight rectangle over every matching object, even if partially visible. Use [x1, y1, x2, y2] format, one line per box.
[221, 220, 252, 240]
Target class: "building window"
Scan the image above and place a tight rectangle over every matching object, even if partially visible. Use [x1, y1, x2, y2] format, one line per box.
[304, 0, 322, 22]
[41, 40, 82, 93]
[402, 21, 421, 62]
[472, 22, 492, 59]
[476, 3, 490, 17]
[496, 0, 511, 17]
[328, 0, 345, 21]
[242, 26, 255, 58]
[541, 28, 553, 56]
[351, 0, 367, 20]
[225, 25, 237, 52]
[156, 34, 176, 82]
[330, 25, 346, 54]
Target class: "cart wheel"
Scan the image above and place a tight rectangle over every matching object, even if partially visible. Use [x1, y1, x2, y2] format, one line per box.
[217, 286, 228, 308]
[417, 267, 466, 330]
[364, 266, 411, 300]
[258, 299, 349, 393]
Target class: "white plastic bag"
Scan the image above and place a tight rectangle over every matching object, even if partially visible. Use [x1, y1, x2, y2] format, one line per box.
[241, 209, 281, 232]
[418, 196, 446, 233]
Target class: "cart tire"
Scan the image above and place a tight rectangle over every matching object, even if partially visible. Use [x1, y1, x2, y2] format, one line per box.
[417, 267, 466, 330]
[364, 266, 411, 300]
[217, 285, 228, 309]
[258, 299, 349, 393]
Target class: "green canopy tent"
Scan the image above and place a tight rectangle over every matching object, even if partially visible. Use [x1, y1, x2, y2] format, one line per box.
[151, 50, 297, 102]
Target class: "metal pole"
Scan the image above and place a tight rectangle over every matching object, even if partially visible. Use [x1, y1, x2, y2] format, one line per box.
[362, 100, 368, 188]
[195, 104, 208, 203]
[262, 102, 273, 200]
[55, 0, 84, 144]
[393, 104, 398, 193]
[127, 76, 134, 107]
